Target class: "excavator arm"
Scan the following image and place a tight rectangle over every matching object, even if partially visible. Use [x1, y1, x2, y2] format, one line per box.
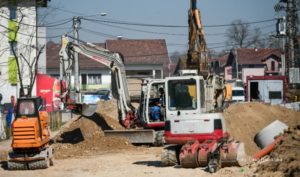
[59, 35, 137, 128]
[187, 0, 208, 77]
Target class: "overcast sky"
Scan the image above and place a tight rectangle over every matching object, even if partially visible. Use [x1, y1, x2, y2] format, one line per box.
[45, 0, 279, 54]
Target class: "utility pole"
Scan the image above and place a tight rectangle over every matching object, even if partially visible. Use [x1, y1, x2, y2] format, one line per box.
[275, 0, 299, 88]
[73, 16, 81, 102]
[286, 0, 298, 88]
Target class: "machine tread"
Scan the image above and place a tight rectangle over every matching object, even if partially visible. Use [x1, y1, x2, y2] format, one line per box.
[154, 131, 164, 146]
[28, 159, 49, 170]
[8, 161, 27, 170]
[161, 146, 178, 166]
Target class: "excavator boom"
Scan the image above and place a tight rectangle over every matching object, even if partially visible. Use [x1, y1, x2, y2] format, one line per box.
[187, 0, 208, 77]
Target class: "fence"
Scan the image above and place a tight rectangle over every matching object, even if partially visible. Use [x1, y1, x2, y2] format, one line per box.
[49, 111, 62, 131]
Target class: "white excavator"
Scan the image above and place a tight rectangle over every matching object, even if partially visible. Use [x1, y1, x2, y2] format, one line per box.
[59, 35, 166, 145]
[160, 0, 246, 173]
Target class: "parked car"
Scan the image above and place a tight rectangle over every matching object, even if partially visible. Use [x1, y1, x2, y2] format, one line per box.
[82, 89, 111, 104]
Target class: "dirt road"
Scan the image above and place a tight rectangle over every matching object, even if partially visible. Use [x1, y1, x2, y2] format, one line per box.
[0, 147, 254, 177]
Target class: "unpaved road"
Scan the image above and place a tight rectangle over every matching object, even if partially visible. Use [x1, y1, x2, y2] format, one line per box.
[0, 147, 254, 177]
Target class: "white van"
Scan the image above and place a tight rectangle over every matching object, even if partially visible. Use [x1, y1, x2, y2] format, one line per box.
[232, 87, 245, 102]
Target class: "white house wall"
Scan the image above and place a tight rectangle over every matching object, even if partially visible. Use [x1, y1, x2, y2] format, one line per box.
[0, 2, 38, 102]
[242, 68, 265, 83]
[37, 27, 46, 74]
[0, 7, 15, 103]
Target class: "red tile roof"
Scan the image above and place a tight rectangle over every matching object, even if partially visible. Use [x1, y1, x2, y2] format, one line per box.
[46, 39, 170, 75]
[209, 54, 229, 67]
[106, 39, 169, 65]
[236, 48, 280, 64]
[46, 41, 107, 71]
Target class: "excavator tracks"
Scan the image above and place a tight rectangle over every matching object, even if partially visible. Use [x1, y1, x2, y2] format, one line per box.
[8, 158, 53, 170]
[28, 159, 50, 170]
[161, 145, 180, 166]
[7, 161, 27, 170]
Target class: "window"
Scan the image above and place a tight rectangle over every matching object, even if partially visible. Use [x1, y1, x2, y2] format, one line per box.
[9, 42, 17, 56]
[271, 61, 275, 71]
[269, 91, 282, 99]
[168, 79, 197, 110]
[19, 101, 35, 115]
[9, 6, 17, 20]
[232, 90, 245, 96]
[88, 74, 102, 84]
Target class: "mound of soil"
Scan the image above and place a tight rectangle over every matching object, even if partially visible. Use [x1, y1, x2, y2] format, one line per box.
[255, 125, 300, 177]
[53, 100, 133, 159]
[224, 102, 300, 156]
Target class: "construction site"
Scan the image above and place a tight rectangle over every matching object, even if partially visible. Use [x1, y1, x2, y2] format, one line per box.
[0, 99, 299, 177]
[0, 0, 300, 177]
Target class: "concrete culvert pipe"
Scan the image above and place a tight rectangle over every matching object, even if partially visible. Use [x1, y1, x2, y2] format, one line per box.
[254, 120, 288, 149]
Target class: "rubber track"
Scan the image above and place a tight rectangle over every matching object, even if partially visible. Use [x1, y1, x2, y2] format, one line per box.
[28, 159, 49, 170]
[161, 148, 177, 166]
[8, 161, 27, 170]
[154, 131, 164, 146]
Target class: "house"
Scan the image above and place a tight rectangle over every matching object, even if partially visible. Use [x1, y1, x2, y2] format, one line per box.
[209, 54, 228, 76]
[223, 48, 281, 83]
[46, 39, 170, 91]
[0, 0, 48, 103]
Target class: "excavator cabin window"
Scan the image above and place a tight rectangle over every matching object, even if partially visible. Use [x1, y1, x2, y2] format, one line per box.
[168, 79, 197, 110]
[15, 98, 43, 118]
[19, 101, 35, 115]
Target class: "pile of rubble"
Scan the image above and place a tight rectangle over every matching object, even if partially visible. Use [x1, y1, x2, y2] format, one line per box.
[52, 100, 133, 159]
[256, 125, 300, 177]
[224, 102, 300, 156]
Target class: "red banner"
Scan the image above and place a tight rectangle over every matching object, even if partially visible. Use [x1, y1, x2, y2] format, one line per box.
[36, 73, 62, 112]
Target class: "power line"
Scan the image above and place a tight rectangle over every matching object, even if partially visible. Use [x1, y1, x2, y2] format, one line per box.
[83, 17, 276, 28]
[0, 23, 72, 39]
[81, 28, 123, 39]
[0, 13, 72, 28]
[89, 21, 187, 36]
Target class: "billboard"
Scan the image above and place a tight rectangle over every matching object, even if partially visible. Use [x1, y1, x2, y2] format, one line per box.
[36, 73, 62, 112]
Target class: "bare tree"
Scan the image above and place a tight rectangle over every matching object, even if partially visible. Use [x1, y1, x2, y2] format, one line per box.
[226, 20, 251, 48]
[225, 19, 269, 49]
[170, 51, 183, 64]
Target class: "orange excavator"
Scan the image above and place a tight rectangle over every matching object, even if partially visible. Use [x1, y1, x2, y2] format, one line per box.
[7, 97, 54, 170]
[185, 0, 209, 77]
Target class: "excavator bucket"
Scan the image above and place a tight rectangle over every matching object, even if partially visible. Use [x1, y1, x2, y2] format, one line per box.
[221, 142, 249, 167]
[104, 129, 155, 144]
[71, 103, 98, 117]
[81, 103, 98, 117]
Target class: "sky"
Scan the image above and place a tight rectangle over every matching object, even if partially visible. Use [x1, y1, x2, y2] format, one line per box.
[44, 0, 280, 54]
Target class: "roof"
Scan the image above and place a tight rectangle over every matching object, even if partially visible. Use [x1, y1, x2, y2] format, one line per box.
[236, 48, 281, 65]
[46, 41, 107, 71]
[46, 39, 170, 75]
[106, 39, 169, 65]
[209, 54, 229, 67]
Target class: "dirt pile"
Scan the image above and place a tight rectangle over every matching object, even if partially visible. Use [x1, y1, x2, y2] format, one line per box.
[224, 102, 300, 156]
[53, 100, 133, 159]
[255, 125, 300, 177]
[96, 99, 125, 130]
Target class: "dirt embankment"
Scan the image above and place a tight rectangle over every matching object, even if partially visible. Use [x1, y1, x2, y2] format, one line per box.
[256, 125, 300, 177]
[53, 100, 133, 159]
[224, 102, 300, 156]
